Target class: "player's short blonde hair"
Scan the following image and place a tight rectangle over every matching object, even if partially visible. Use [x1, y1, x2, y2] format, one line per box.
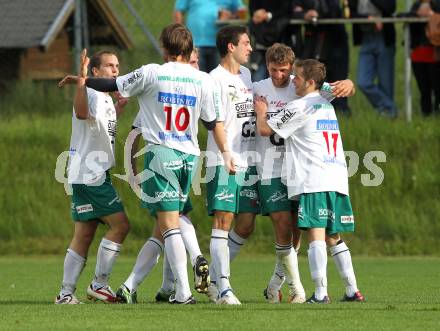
[265, 43, 295, 66]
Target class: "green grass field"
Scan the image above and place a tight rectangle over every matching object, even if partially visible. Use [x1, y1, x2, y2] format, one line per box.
[0, 256, 439, 330]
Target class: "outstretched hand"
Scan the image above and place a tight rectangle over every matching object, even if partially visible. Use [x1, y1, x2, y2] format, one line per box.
[58, 75, 79, 87]
[330, 79, 355, 98]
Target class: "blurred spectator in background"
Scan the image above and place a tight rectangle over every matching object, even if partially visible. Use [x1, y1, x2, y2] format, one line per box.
[292, 0, 351, 115]
[409, 0, 440, 116]
[249, 0, 303, 81]
[174, 0, 247, 73]
[349, 0, 398, 118]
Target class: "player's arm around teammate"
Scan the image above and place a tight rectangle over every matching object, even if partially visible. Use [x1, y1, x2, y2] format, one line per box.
[55, 49, 130, 305]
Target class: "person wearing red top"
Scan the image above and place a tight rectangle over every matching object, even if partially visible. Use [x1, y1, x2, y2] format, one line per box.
[410, 0, 440, 116]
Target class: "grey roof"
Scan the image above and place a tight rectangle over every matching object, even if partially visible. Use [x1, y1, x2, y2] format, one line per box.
[0, 0, 73, 48]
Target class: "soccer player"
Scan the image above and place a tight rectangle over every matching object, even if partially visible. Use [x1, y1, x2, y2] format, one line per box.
[254, 43, 357, 303]
[55, 50, 130, 304]
[189, 47, 200, 70]
[205, 25, 258, 305]
[255, 59, 365, 303]
[84, 23, 226, 304]
[116, 52, 211, 302]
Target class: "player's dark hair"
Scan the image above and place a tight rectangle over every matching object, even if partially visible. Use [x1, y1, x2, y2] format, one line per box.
[216, 25, 248, 58]
[159, 23, 193, 62]
[89, 51, 117, 76]
[265, 43, 295, 66]
[294, 59, 326, 89]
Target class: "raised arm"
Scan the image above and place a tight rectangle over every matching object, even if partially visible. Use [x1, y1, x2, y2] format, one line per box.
[73, 49, 90, 120]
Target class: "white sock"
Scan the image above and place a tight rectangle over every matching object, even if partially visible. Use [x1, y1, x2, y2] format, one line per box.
[60, 248, 86, 296]
[93, 238, 121, 289]
[268, 260, 285, 290]
[124, 237, 163, 292]
[275, 243, 304, 296]
[160, 252, 175, 293]
[163, 228, 191, 302]
[308, 240, 328, 300]
[209, 262, 217, 285]
[179, 215, 202, 266]
[330, 241, 359, 297]
[228, 229, 246, 262]
[210, 229, 231, 294]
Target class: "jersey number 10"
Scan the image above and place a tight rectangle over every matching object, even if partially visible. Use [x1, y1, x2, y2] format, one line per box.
[164, 106, 190, 131]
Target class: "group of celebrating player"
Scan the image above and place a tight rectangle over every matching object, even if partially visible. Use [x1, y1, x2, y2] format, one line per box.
[55, 23, 365, 305]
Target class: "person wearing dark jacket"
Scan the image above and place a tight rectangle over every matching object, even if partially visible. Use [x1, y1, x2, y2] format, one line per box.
[348, 0, 398, 118]
[409, 0, 440, 116]
[249, 0, 302, 81]
[292, 0, 351, 115]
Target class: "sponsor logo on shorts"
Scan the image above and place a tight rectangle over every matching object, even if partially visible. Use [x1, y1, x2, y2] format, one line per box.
[298, 206, 303, 219]
[319, 208, 335, 221]
[76, 204, 93, 214]
[154, 191, 187, 202]
[239, 189, 258, 199]
[215, 189, 234, 202]
[266, 191, 287, 203]
[163, 159, 184, 170]
[162, 160, 195, 171]
[340, 215, 354, 224]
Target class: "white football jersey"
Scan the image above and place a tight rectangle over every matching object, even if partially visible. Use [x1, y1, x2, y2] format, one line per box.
[68, 88, 117, 184]
[116, 62, 218, 156]
[267, 91, 348, 198]
[132, 110, 141, 128]
[254, 77, 334, 180]
[206, 65, 255, 169]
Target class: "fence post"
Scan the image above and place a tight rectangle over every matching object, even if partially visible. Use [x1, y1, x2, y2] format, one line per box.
[404, 0, 413, 122]
[74, 0, 83, 72]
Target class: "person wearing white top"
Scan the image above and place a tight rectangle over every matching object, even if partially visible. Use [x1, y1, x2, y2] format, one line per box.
[55, 50, 130, 305]
[205, 25, 258, 305]
[84, 24, 229, 304]
[255, 59, 365, 304]
[115, 50, 212, 304]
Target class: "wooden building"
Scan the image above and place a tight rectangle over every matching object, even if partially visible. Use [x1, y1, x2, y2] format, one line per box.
[0, 0, 133, 83]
